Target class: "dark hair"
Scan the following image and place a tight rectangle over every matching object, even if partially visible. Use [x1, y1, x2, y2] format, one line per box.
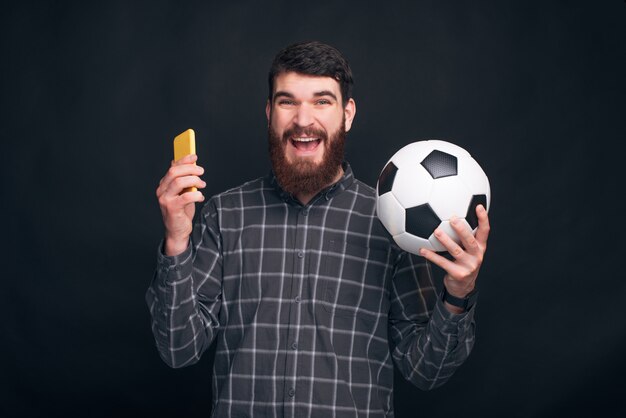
[268, 41, 354, 107]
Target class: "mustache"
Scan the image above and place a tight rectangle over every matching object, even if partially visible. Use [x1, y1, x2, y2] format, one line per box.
[282, 126, 328, 142]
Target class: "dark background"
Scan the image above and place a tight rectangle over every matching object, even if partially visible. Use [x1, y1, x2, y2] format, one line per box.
[2, 1, 625, 417]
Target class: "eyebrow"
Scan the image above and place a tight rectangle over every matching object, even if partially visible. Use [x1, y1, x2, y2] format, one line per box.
[313, 90, 338, 101]
[273, 90, 338, 102]
[273, 91, 295, 101]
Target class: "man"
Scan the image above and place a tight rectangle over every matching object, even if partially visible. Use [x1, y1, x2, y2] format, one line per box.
[147, 41, 490, 417]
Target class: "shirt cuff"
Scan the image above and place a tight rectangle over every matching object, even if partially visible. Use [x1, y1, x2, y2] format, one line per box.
[156, 238, 193, 281]
[432, 296, 476, 334]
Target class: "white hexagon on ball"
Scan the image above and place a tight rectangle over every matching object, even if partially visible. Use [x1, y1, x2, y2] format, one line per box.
[376, 192, 405, 237]
[391, 162, 433, 209]
[458, 156, 491, 211]
[428, 176, 473, 221]
[394, 231, 435, 253]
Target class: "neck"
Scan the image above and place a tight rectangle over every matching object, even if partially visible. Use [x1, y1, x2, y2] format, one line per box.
[295, 166, 344, 206]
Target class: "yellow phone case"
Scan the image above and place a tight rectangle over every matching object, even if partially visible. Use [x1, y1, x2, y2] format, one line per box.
[173, 129, 197, 193]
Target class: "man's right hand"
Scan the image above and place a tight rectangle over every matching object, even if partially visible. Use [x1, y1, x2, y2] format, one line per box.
[156, 154, 206, 256]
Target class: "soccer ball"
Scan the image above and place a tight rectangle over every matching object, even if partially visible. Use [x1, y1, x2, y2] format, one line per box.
[376, 140, 490, 254]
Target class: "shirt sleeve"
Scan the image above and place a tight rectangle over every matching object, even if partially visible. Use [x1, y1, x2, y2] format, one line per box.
[145, 198, 223, 368]
[388, 251, 476, 390]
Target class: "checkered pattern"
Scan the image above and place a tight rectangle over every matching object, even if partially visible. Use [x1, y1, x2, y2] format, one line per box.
[146, 162, 476, 418]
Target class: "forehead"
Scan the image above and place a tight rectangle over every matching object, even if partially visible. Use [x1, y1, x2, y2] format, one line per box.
[273, 72, 341, 98]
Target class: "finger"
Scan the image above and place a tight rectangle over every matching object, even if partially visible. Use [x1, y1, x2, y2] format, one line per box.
[161, 190, 205, 213]
[178, 190, 205, 204]
[157, 165, 205, 196]
[165, 176, 206, 197]
[157, 176, 206, 198]
[433, 227, 465, 260]
[173, 153, 198, 166]
[419, 248, 460, 275]
[449, 216, 480, 255]
[474, 205, 491, 245]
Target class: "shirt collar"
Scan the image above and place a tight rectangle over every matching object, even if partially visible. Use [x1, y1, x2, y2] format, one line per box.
[269, 161, 355, 204]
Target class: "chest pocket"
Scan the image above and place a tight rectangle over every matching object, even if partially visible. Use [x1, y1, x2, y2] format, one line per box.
[321, 239, 391, 319]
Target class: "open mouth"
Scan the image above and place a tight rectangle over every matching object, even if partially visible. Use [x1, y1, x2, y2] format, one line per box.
[290, 137, 322, 152]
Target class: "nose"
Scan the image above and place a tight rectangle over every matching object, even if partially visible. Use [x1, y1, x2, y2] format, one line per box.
[294, 104, 314, 127]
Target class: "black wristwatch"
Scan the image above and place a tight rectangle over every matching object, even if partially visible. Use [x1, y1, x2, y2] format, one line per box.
[441, 287, 478, 311]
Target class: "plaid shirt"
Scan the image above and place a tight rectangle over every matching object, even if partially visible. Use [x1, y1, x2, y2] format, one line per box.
[146, 162, 476, 418]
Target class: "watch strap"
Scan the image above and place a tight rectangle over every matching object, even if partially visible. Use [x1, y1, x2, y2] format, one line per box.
[441, 287, 478, 311]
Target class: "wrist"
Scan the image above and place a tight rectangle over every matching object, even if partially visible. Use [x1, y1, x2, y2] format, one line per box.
[443, 301, 465, 315]
[441, 286, 478, 312]
[164, 236, 190, 256]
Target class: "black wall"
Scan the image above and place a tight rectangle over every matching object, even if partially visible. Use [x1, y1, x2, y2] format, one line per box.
[2, 1, 625, 417]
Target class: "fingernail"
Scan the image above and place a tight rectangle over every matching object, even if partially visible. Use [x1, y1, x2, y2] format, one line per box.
[450, 217, 458, 225]
[419, 249, 426, 256]
[434, 228, 442, 236]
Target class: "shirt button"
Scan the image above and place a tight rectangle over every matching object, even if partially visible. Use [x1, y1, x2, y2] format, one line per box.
[297, 251, 304, 258]
[291, 342, 298, 350]
[295, 296, 301, 303]
[302, 209, 309, 216]
[288, 388, 295, 397]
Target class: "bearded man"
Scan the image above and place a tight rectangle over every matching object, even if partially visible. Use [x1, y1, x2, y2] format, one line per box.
[148, 41, 490, 418]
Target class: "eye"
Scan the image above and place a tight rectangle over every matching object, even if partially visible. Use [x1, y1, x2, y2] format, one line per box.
[278, 99, 296, 106]
[316, 99, 332, 105]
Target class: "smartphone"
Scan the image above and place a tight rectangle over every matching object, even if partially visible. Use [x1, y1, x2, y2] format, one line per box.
[173, 129, 197, 193]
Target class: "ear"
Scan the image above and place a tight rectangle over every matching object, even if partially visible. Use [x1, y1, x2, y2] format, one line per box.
[343, 98, 356, 132]
[265, 99, 271, 125]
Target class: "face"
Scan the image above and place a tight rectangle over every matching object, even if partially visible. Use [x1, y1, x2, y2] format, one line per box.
[266, 72, 356, 196]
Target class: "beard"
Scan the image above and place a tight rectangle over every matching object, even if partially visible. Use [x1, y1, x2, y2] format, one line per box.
[268, 119, 346, 198]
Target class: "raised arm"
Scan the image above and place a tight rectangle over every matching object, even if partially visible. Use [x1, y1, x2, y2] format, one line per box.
[146, 155, 222, 368]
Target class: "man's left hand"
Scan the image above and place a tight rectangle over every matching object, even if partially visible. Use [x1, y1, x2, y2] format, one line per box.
[419, 204, 490, 312]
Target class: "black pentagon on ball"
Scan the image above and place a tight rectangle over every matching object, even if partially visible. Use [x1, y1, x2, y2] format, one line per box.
[405, 203, 441, 239]
[465, 194, 487, 229]
[421, 150, 458, 179]
[377, 161, 398, 195]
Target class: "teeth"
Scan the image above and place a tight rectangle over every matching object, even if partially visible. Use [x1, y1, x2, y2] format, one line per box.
[292, 137, 318, 142]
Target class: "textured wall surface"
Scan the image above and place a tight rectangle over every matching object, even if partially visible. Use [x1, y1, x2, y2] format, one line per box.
[2, 1, 624, 417]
